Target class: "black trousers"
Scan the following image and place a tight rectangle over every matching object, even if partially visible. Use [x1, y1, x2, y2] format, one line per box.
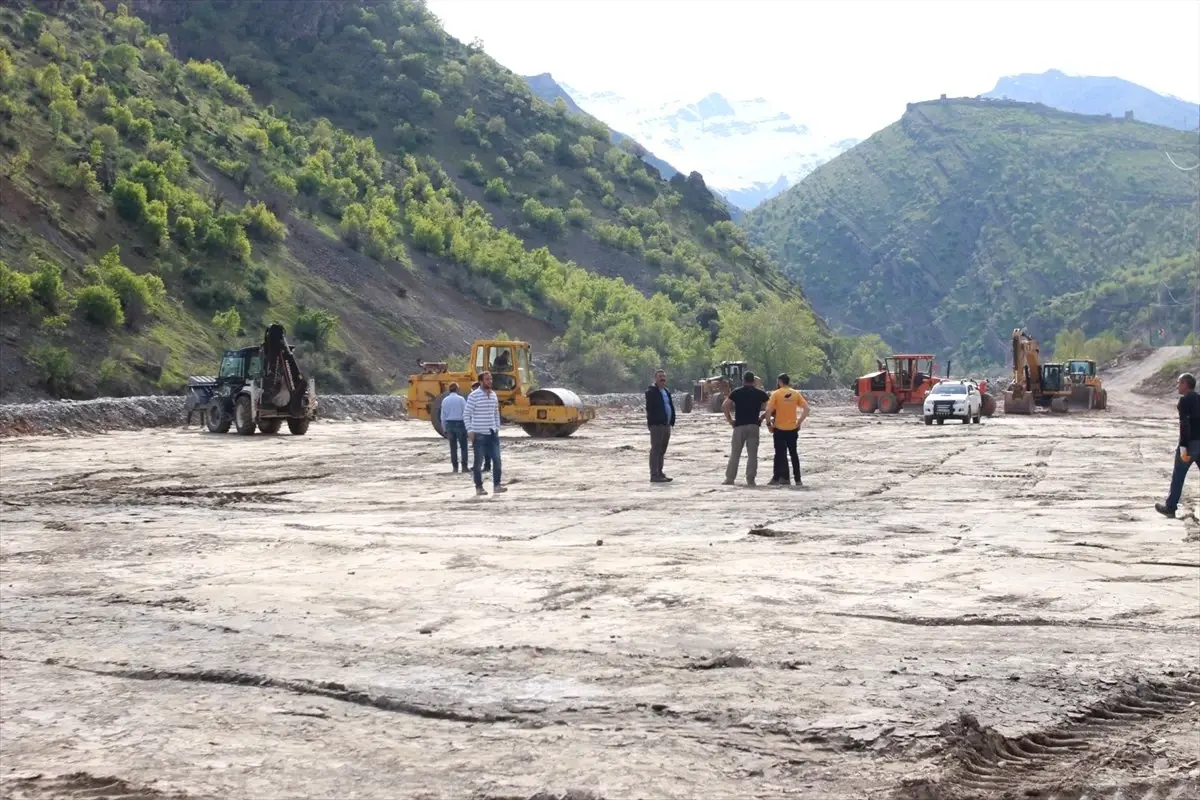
[772, 428, 801, 483]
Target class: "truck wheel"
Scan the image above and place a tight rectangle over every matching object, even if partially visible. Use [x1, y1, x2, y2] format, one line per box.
[924, 415, 933, 425]
[206, 403, 231, 434]
[234, 396, 256, 435]
[287, 418, 310, 436]
[258, 419, 282, 435]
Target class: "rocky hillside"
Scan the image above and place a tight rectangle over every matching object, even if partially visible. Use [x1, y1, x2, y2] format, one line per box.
[744, 97, 1200, 368]
[0, 0, 875, 402]
[556, 84, 857, 210]
[984, 69, 1199, 132]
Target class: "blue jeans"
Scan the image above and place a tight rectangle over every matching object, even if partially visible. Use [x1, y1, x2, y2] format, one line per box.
[473, 432, 501, 488]
[444, 420, 467, 470]
[1165, 439, 1200, 510]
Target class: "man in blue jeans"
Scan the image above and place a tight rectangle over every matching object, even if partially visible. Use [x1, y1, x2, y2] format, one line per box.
[465, 371, 507, 497]
[440, 382, 468, 473]
[1156, 372, 1200, 518]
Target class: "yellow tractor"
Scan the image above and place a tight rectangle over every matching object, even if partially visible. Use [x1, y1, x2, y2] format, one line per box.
[406, 339, 595, 438]
[1064, 358, 1108, 410]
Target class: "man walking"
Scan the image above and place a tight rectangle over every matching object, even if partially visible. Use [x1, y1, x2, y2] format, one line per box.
[645, 369, 676, 483]
[722, 371, 769, 486]
[465, 371, 507, 496]
[1156, 372, 1200, 517]
[765, 373, 809, 486]
[440, 382, 468, 473]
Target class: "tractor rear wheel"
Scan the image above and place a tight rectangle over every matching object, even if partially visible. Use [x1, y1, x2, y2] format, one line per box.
[1098, 388, 1108, 410]
[682, 393, 694, 413]
[258, 419, 282, 435]
[980, 394, 997, 417]
[234, 396, 256, 435]
[708, 391, 725, 413]
[857, 393, 878, 414]
[878, 393, 900, 414]
[287, 418, 310, 436]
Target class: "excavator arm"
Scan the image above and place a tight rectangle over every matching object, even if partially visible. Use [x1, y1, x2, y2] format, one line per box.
[1011, 328, 1041, 395]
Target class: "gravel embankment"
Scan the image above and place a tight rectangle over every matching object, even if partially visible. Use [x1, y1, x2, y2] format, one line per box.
[0, 389, 861, 438]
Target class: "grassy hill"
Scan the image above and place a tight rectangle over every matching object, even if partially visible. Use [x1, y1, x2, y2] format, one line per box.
[743, 97, 1200, 368]
[0, 0, 869, 402]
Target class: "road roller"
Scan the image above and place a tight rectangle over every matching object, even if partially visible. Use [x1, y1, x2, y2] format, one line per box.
[405, 339, 595, 438]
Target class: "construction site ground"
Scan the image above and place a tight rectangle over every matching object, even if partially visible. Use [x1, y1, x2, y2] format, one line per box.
[1, 349, 1197, 800]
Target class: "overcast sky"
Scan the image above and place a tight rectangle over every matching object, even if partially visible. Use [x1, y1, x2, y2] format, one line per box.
[426, 0, 1200, 138]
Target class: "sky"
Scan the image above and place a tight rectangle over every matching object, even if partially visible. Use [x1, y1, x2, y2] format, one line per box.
[425, 0, 1200, 139]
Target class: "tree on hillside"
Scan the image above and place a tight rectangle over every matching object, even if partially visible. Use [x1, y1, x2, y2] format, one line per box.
[714, 298, 827, 385]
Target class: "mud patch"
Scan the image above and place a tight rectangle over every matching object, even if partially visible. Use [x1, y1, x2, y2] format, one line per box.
[0, 771, 199, 799]
[689, 652, 752, 670]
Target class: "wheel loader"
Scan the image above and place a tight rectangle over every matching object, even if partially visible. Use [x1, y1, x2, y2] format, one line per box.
[406, 340, 595, 438]
[684, 360, 761, 413]
[1003, 329, 1107, 414]
[185, 323, 318, 435]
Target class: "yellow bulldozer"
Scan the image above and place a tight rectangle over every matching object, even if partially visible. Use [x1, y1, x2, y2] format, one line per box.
[406, 339, 595, 438]
[683, 360, 762, 413]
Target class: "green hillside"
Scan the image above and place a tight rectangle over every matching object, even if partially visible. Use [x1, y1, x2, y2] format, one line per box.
[743, 97, 1200, 368]
[0, 0, 875, 402]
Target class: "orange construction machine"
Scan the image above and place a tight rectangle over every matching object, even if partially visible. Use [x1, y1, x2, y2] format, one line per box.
[854, 354, 998, 416]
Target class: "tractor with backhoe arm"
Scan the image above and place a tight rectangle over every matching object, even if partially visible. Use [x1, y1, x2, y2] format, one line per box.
[185, 323, 318, 435]
[683, 360, 762, 413]
[1004, 328, 1107, 414]
[406, 339, 595, 438]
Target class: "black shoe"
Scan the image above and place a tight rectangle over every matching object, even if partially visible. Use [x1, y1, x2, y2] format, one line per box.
[1155, 502, 1177, 518]
[650, 476, 669, 483]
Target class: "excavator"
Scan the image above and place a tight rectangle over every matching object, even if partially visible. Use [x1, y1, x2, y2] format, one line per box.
[1004, 328, 1107, 414]
[406, 339, 595, 438]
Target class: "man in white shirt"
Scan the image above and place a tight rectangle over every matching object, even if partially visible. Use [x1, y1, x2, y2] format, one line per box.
[439, 382, 468, 473]
[464, 371, 507, 496]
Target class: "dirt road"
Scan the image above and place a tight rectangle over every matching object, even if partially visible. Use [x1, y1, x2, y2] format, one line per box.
[2, 361, 1198, 799]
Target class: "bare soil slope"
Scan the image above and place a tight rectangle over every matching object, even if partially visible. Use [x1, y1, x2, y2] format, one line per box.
[1, 354, 1197, 799]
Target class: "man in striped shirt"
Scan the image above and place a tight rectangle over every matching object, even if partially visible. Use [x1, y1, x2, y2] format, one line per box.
[465, 371, 507, 496]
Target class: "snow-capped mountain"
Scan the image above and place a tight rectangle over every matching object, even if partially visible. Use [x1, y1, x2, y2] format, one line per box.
[557, 84, 858, 209]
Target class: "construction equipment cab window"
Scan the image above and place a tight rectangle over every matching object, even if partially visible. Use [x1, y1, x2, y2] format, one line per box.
[475, 344, 526, 391]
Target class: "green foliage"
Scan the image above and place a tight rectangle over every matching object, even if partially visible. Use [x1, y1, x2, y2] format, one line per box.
[212, 307, 241, 340]
[75, 284, 125, 328]
[714, 298, 828, 385]
[0, 260, 33, 311]
[745, 99, 1200, 369]
[521, 198, 566, 237]
[1051, 328, 1125, 365]
[483, 177, 508, 202]
[29, 345, 72, 396]
[86, 246, 164, 328]
[295, 306, 338, 349]
[29, 258, 66, 312]
[240, 201, 286, 242]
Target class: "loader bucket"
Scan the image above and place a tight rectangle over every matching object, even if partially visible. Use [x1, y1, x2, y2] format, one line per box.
[1068, 385, 1096, 411]
[1003, 391, 1033, 415]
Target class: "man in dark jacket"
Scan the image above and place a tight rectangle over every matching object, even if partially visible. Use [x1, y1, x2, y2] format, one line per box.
[645, 369, 676, 483]
[1157, 372, 1200, 517]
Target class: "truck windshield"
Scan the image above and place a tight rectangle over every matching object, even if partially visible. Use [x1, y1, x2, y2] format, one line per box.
[932, 384, 967, 395]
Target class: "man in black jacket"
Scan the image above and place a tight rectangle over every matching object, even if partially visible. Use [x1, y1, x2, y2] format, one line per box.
[1156, 372, 1200, 517]
[645, 369, 676, 483]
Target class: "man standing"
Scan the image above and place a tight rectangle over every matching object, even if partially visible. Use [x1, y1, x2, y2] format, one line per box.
[722, 371, 769, 486]
[440, 382, 468, 473]
[645, 369, 675, 483]
[1156, 372, 1200, 517]
[470, 381, 491, 473]
[465, 371, 507, 496]
[765, 373, 809, 486]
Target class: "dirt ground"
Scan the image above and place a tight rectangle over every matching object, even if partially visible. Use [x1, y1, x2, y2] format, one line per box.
[1, 350, 1198, 800]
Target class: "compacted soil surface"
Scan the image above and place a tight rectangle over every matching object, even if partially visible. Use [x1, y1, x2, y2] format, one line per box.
[1, 350, 1197, 799]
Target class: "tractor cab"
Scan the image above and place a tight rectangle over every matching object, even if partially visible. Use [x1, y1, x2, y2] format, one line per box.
[471, 340, 531, 394]
[885, 354, 936, 393]
[1066, 359, 1096, 378]
[217, 346, 263, 388]
[1041, 362, 1065, 392]
[716, 361, 748, 383]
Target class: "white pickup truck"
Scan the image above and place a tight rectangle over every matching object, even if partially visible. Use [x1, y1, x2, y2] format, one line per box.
[923, 380, 983, 425]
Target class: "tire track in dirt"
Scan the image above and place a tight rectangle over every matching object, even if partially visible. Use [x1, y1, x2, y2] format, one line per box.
[826, 611, 1196, 634]
[0, 772, 203, 800]
[894, 674, 1200, 800]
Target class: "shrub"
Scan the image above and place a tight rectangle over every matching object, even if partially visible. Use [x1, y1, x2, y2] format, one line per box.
[75, 284, 124, 328]
[241, 201, 286, 242]
[29, 345, 72, 395]
[484, 177, 508, 202]
[295, 307, 338, 349]
[0, 261, 33, 311]
[111, 177, 148, 221]
[212, 307, 242, 340]
[30, 258, 66, 311]
[459, 155, 486, 185]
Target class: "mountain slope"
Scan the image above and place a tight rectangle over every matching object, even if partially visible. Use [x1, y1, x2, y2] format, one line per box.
[558, 85, 857, 210]
[984, 69, 1199, 132]
[0, 0, 866, 401]
[744, 97, 1200, 367]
